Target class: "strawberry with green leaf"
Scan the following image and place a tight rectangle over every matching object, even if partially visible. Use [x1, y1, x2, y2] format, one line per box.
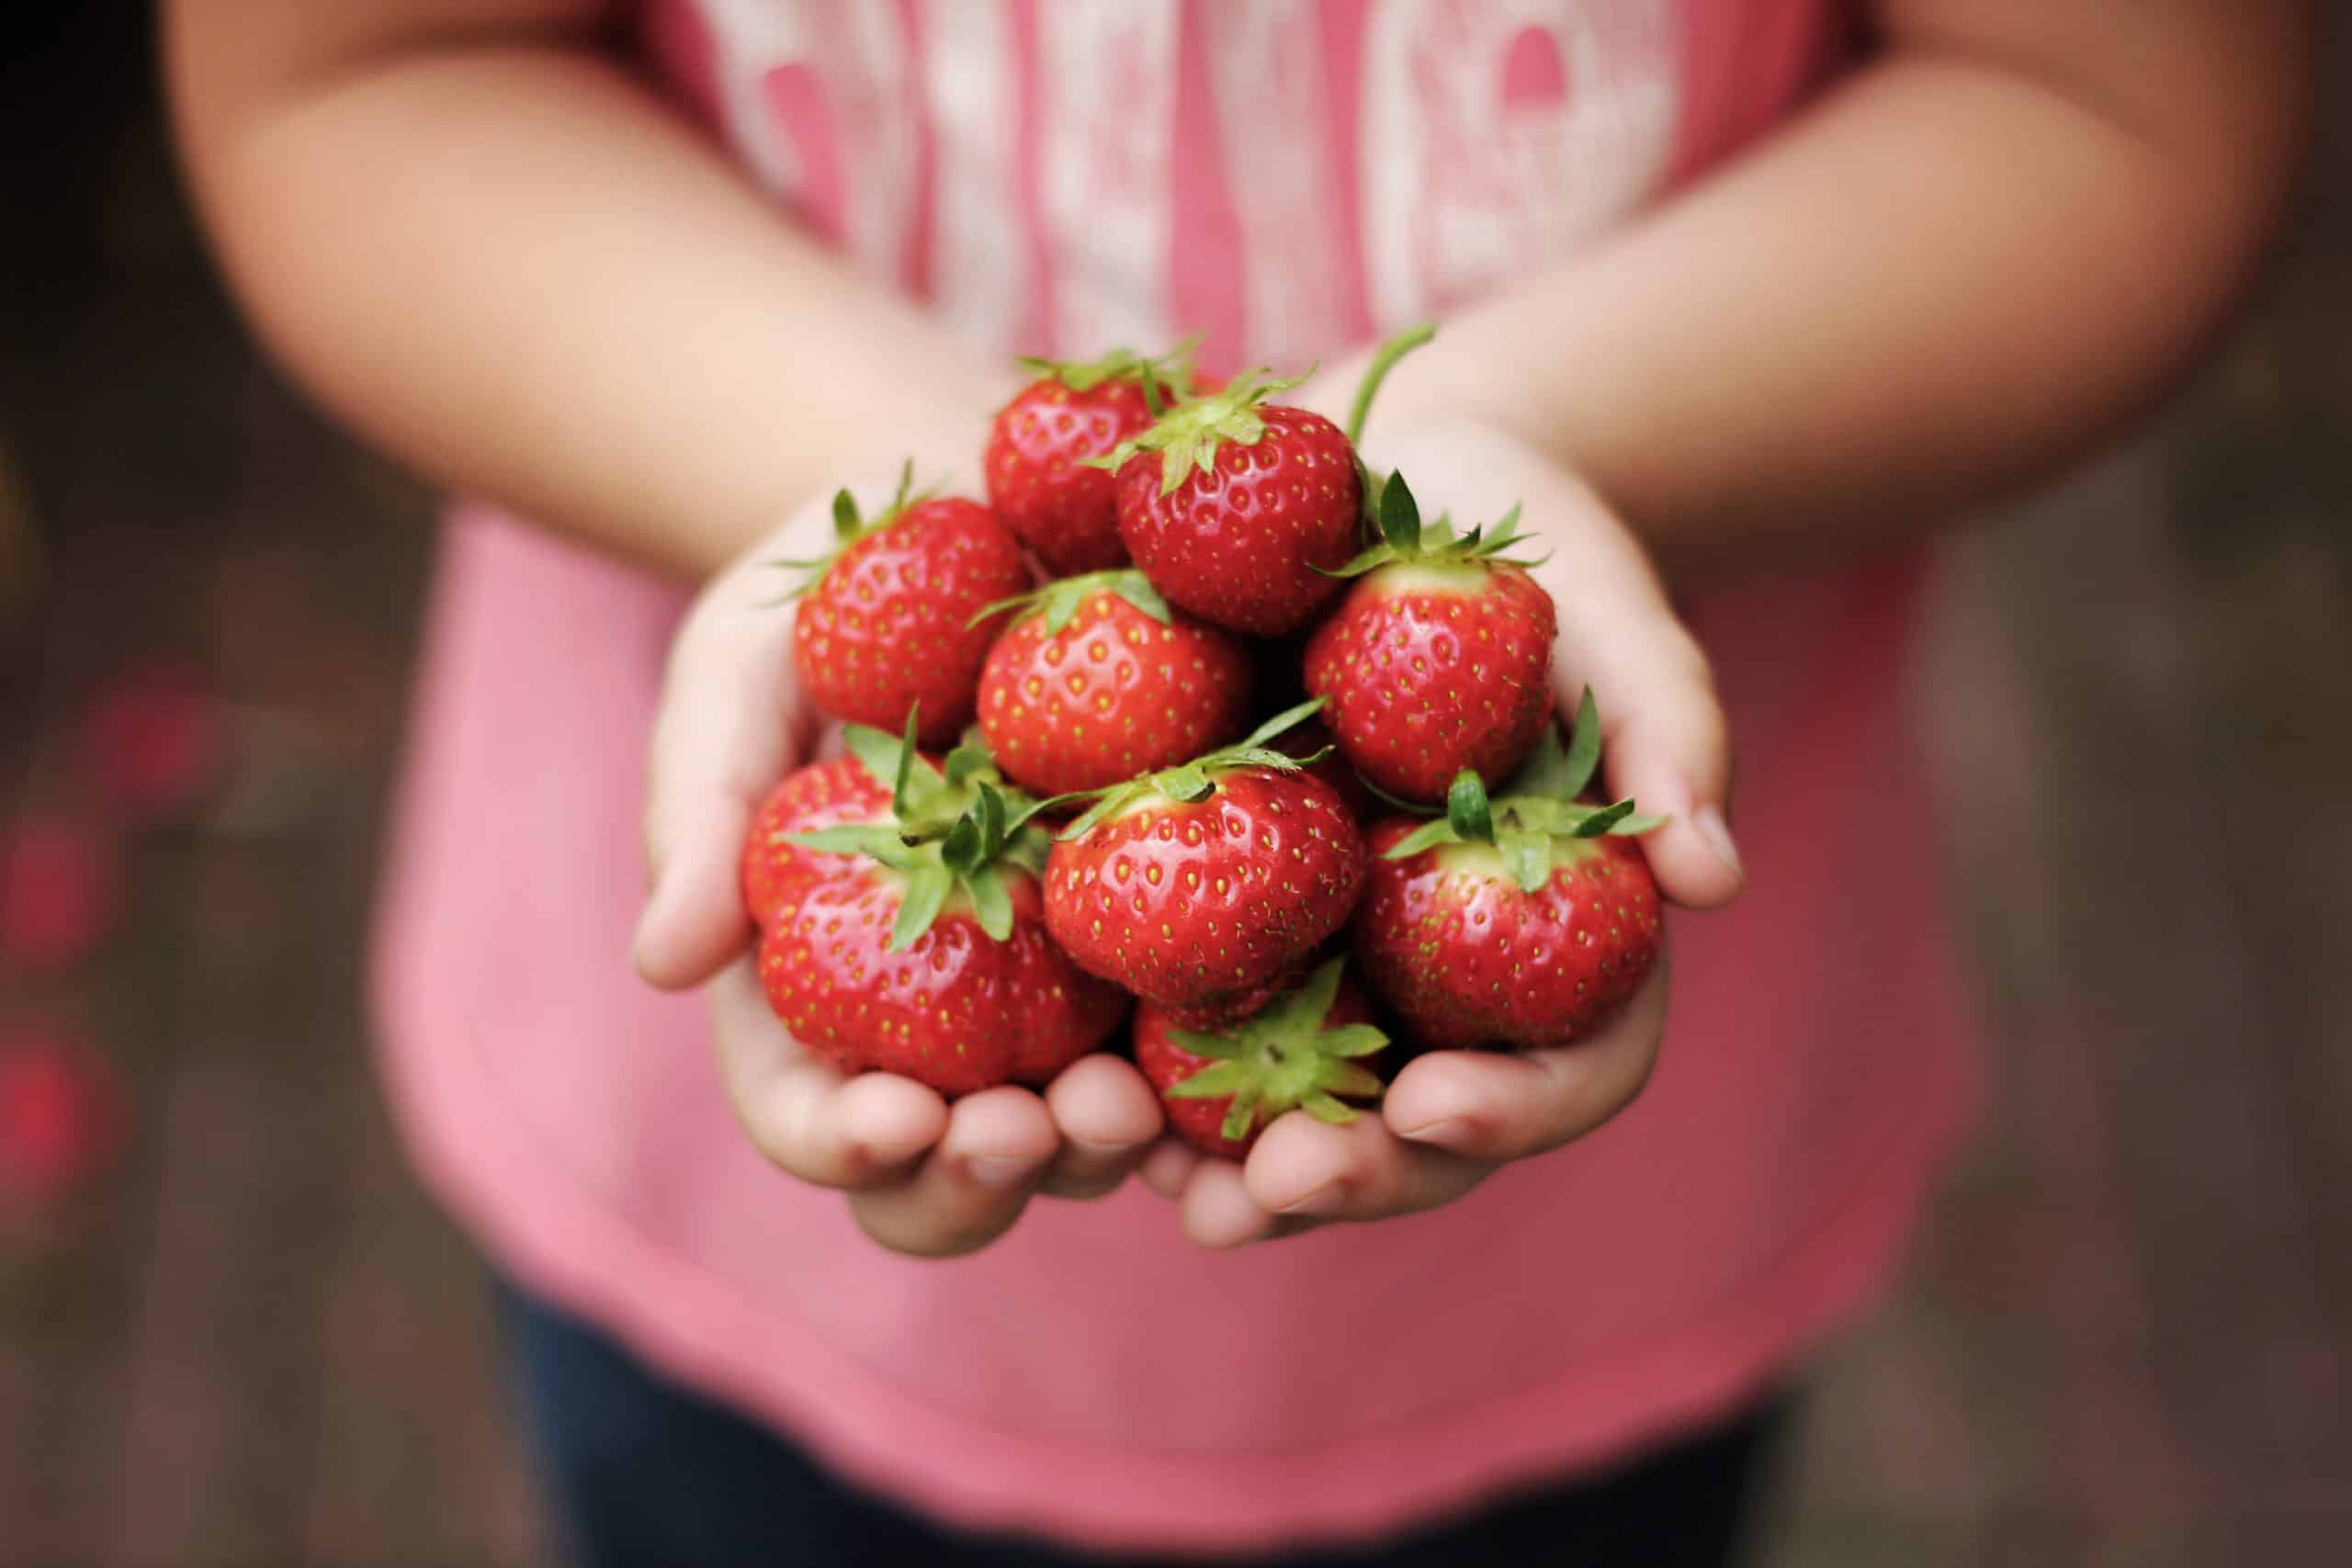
[785, 464, 1032, 746]
[1136, 959, 1389, 1158]
[975, 570, 1251, 798]
[1043, 700, 1367, 1026]
[752, 717, 1128, 1097]
[984, 344, 1195, 574]
[1098, 324, 1433, 637]
[1352, 690, 1666, 1053]
[1305, 471, 1556, 804]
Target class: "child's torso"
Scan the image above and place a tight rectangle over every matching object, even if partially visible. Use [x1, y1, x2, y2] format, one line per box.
[369, 4, 1986, 1555]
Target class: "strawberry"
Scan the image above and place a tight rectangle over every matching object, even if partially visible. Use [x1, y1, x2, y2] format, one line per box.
[983, 345, 1193, 574]
[1305, 472, 1555, 803]
[1135, 959, 1388, 1158]
[1043, 701, 1367, 1024]
[1102, 373, 1359, 637]
[740, 755, 895, 929]
[752, 720, 1128, 1096]
[1351, 692, 1665, 1053]
[786, 465, 1032, 746]
[1100, 324, 1435, 637]
[975, 570, 1251, 798]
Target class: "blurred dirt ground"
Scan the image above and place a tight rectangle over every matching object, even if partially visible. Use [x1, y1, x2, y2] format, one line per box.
[3, 6, 2348, 1565]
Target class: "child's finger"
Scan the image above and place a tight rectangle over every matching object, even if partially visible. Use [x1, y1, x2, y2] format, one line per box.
[633, 801, 759, 990]
[1178, 1158, 1283, 1249]
[846, 1089, 1061, 1258]
[1240, 1111, 1490, 1225]
[1378, 956, 1669, 1165]
[1545, 577, 1740, 911]
[1138, 1138, 1203, 1200]
[709, 960, 946, 1188]
[1038, 1055, 1165, 1200]
[634, 583, 803, 987]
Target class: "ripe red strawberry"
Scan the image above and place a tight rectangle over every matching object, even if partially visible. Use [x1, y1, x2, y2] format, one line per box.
[1135, 959, 1388, 1158]
[1101, 324, 1435, 637]
[976, 570, 1251, 797]
[1351, 694, 1665, 1052]
[787, 467, 1032, 746]
[752, 722, 1127, 1096]
[984, 345, 1193, 574]
[1104, 374, 1360, 637]
[760, 867, 1126, 1097]
[740, 755, 894, 929]
[1043, 702, 1367, 1024]
[1305, 473, 1556, 803]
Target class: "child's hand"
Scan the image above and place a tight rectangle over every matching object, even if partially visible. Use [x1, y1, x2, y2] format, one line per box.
[631, 468, 1166, 1258]
[1137, 415, 1745, 1247]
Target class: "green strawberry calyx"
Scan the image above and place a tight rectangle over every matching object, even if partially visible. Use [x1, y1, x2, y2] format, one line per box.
[965, 569, 1172, 636]
[1085, 367, 1311, 494]
[1083, 321, 1438, 499]
[1319, 468, 1548, 580]
[1017, 337, 1200, 418]
[1163, 959, 1389, 1142]
[1051, 697, 1330, 841]
[1379, 688, 1667, 893]
[767, 460, 936, 602]
[783, 709, 1049, 952]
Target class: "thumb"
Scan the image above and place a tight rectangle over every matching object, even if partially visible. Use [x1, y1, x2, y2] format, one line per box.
[634, 796, 758, 990]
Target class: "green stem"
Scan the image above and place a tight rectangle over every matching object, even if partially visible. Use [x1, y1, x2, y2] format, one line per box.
[1345, 322, 1437, 447]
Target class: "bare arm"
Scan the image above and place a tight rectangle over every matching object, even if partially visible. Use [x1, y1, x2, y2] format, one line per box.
[164, 0, 1002, 580]
[1353, 0, 2311, 581]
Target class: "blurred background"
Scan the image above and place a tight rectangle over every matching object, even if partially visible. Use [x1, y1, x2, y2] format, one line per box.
[3, 5, 2347, 1564]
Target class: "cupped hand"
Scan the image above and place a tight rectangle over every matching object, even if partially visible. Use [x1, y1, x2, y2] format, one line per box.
[1143, 413, 1746, 1247]
[630, 463, 1168, 1258]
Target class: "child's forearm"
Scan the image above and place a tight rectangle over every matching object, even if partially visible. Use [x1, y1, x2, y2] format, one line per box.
[1365, 0, 2310, 584]
[167, 2, 1001, 581]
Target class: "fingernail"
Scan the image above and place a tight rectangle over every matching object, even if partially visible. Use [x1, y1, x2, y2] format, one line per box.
[1393, 1115, 1471, 1149]
[966, 1156, 1038, 1190]
[1692, 804, 1742, 879]
[1275, 1184, 1342, 1217]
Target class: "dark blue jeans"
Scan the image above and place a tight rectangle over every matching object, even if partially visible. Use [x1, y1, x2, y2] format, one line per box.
[496, 1279, 1792, 1568]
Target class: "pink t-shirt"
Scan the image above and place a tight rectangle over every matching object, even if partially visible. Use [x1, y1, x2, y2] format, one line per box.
[369, 1, 1978, 1554]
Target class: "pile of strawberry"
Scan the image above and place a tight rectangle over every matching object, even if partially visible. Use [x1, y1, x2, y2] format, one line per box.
[741, 332, 1665, 1159]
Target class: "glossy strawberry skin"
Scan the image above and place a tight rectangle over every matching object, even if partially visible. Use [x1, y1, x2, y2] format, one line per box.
[1114, 406, 1360, 637]
[1352, 818, 1662, 1053]
[985, 378, 1162, 574]
[1305, 564, 1556, 804]
[1134, 977, 1383, 1158]
[739, 757, 897, 929]
[1044, 769, 1366, 1023]
[793, 498, 1032, 746]
[758, 866, 1129, 1097]
[978, 592, 1251, 797]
